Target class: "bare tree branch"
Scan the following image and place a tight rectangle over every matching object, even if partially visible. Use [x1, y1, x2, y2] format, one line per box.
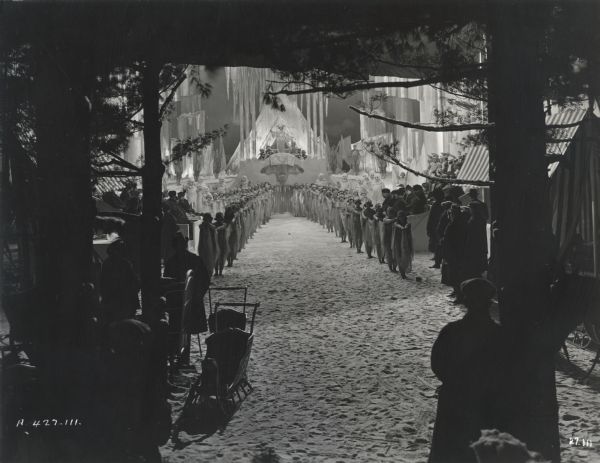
[376, 59, 488, 73]
[428, 83, 488, 102]
[350, 106, 493, 132]
[364, 147, 493, 186]
[546, 119, 592, 129]
[93, 169, 141, 178]
[265, 68, 487, 97]
[95, 151, 141, 173]
[159, 68, 189, 119]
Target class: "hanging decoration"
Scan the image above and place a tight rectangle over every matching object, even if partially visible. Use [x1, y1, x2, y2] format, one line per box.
[213, 135, 227, 178]
[225, 67, 328, 167]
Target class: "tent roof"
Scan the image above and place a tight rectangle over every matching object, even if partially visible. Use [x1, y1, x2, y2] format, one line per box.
[456, 108, 591, 183]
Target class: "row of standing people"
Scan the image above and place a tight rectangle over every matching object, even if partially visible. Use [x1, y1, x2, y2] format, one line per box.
[161, 185, 275, 334]
[293, 184, 417, 279]
[426, 188, 489, 304]
[101, 185, 274, 330]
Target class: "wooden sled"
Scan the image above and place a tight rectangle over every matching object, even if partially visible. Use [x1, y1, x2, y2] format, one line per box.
[173, 301, 258, 437]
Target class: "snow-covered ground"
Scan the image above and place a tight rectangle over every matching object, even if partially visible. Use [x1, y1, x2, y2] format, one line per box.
[161, 213, 600, 463]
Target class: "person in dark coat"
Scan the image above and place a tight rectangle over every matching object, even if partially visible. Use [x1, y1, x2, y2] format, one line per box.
[101, 318, 168, 463]
[463, 201, 489, 280]
[381, 188, 393, 211]
[437, 201, 454, 283]
[468, 188, 489, 222]
[100, 239, 140, 325]
[429, 278, 502, 463]
[427, 189, 445, 267]
[177, 191, 194, 214]
[442, 204, 468, 301]
[408, 184, 427, 214]
[391, 189, 407, 213]
[161, 204, 179, 262]
[164, 233, 199, 282]
[163, 232, 209, 335]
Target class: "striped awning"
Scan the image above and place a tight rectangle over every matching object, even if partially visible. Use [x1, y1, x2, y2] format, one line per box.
[546, 108, 587, 176]
[93, 153, 141, 195]
[456, 145, 489, 182]
[456, 108, 588, 182]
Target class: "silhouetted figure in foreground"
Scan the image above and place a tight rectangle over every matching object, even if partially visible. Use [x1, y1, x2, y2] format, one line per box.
[101, 319, 169, 463]
[164, 232, 209, 336]
[164, 233, 200, 282]
[100, 239, 140, 325]
[429, 278, 502, 463]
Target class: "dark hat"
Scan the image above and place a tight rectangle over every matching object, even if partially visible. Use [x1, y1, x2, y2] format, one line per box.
[382, 188, 391, 193]
[202, 212, 213, 222]
[460, 278, 496, 304]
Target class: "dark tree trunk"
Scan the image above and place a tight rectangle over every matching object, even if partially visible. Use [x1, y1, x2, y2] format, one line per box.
[33, 42, 95, 415]
[140, 60, 164, 314]
[488, 5, 560, 461]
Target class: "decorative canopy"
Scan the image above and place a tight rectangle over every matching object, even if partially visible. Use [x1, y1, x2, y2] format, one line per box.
[225, 67, 328, 167]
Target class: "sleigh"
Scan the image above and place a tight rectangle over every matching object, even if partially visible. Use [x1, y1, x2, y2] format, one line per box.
[173, 301, 259, 436]
[560, 275, 600, 379]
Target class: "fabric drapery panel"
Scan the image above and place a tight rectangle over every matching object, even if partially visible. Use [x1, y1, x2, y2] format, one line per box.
[557, 133, 588, 263]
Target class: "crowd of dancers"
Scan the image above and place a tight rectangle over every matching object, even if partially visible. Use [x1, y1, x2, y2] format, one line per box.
[160, 184, 275, 276]
[97, 184, 276, 329]
[286, 183, 489, 295]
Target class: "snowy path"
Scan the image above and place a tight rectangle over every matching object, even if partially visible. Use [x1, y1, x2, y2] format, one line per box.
[162, 214, 600, 463]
